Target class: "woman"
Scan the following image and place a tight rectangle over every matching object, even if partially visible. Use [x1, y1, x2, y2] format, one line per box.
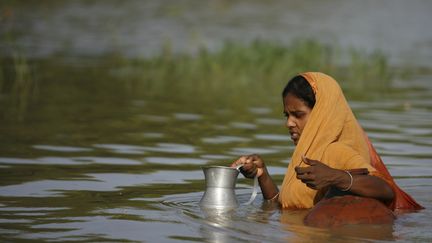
[231, 72, 423, 212]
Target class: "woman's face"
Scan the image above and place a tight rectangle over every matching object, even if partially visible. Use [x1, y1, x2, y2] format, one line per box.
[283, 93, 312, 145]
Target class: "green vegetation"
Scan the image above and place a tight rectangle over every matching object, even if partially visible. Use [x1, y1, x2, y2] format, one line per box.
[0, 17, 37, 122]
[116, 39, 393, 101]
[1, 39, 395, 122]
[0, 51, 37, 122]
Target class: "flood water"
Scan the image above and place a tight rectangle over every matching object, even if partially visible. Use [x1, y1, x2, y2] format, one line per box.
[1, 1, 432, 242]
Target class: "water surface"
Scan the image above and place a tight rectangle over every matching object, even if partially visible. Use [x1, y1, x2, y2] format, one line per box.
[0, 70, 431, 242]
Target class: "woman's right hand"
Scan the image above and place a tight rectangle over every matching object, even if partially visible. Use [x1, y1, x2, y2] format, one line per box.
[230, 154, 265, 178]
[231, 154, 280, 201]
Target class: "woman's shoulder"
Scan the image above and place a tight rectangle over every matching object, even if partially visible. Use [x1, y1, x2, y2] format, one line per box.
[325, 142, 358, 156]
[323, 142, 373, 170]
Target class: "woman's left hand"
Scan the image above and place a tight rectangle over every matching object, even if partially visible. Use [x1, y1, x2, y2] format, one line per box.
[295, 156, 340, 190]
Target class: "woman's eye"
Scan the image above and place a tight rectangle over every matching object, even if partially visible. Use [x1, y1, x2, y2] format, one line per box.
[292, 112, 303, 119]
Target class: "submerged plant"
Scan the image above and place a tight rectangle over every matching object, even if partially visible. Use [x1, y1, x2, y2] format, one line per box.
[0, 51, 37, 122]
[114, 40, 393, 102]
[0, 9, 38, 122]
[337, 48, 392, 98]
[0, 39, 395, 123]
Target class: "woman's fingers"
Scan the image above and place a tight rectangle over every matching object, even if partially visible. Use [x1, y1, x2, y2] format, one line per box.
[240, 161, 258, 178]
[296, 170, 320, 189]
[242, 162, 255, 171]
[305, 183, 317, 189]
[298, 174, 319, 189]
[231, 154, 264, 178]
[295, 166, 312, 175]
[296, 171, 314, 181]
[236, 155, 258, 167]
[244, 168, 257, 178]
[230, 156, 248, 167]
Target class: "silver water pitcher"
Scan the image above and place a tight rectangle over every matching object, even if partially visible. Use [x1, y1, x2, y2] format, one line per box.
[199, 165, 257, 209]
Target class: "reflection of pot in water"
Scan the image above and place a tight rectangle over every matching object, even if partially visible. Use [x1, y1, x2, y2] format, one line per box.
[198, 166, 242, 243]
[200, 206, 236, 223]
[198, 165, 259, 242]
[199, 207, 236, 243]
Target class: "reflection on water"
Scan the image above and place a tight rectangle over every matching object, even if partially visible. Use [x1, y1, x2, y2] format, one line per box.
[93, 142, 197, 154]
[0, 171, 205, 197]
[202, 135, 251, 144]
[33, 145, 93, 152]
[0, 72, 431, 242]
[0, 74, 431, 241]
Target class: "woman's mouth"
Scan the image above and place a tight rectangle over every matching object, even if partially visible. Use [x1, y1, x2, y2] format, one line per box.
[290, 132, 299, 141]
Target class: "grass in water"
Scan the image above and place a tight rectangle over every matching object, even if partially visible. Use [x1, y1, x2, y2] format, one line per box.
[112, 39, 393, 102]
[1, 39, 394, 122]
[0, 51, 37, 122]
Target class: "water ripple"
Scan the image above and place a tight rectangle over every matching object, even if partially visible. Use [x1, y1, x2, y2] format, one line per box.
[33, 145, 92, 152]
[248, 107, 272, 115]
[144, 143, 197, 154]
[144, 157, 208, 165]
[202, 135, 251, 144]
[93, 144, 147, 154]
[173, 113, 203, 121]
[95, 143, 197, 154]
[375, 142, 432, 156]
[230, 122, 257, 130]
[254, 134, 290, 141]
[255, 118, 283, 126]
[0, 171, 203, 197]
[228, 147, 280, 155]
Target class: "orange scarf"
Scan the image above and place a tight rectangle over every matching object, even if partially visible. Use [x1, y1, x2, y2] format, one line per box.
[278, 72, 423, 211]
[365, 135, 424, 211]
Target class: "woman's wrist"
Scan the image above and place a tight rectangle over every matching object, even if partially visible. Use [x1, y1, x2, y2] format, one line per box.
[266, 192, 279, 202]
[258, 167, 279, 200]
[257, 167, 264, 178]
[258, 166, 269, 181]
[333, 169, 353, 191]
[340, 171, 353, 191]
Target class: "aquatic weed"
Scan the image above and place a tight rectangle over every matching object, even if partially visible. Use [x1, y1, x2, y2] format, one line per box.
[116, 40, 393, 101]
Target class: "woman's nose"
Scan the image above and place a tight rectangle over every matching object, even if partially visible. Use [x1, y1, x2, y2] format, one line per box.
[285, 117, 295, 128]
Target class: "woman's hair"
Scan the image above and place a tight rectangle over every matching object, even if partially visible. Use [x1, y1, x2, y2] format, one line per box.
[282, 75, 316, 109]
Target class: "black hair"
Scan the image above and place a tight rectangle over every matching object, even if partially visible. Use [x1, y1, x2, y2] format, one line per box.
[282, 75, 316, 109]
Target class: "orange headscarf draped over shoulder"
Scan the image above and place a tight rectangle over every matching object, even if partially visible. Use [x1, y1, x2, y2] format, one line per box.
[279, 72, 370, 208]
[278, 72, 423, 211]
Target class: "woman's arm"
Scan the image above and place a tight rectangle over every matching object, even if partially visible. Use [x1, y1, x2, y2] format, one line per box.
[231, 154, 279, 200]
[330, 169, 394, 202]
[296, 156, 394, 202]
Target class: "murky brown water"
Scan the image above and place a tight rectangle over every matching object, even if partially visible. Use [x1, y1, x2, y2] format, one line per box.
[1, 1, 431, 242]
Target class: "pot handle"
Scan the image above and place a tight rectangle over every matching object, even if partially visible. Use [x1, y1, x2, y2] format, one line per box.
[236, 164, 258, 205]
[243, 175, 258, 205]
